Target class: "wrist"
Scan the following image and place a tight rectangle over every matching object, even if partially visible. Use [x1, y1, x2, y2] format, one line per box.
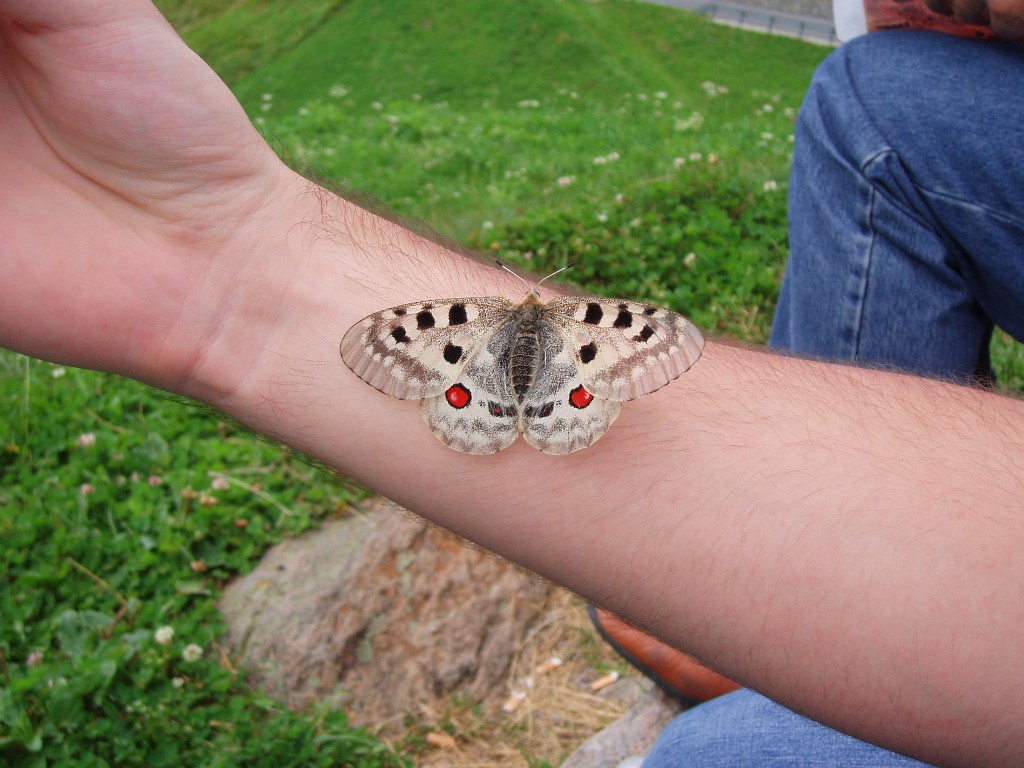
[178, 169, 511, 455]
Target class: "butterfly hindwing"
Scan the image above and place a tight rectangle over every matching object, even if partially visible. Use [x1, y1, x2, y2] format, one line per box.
[420, 316, 520, 455]
[339, 297, 516, 400]
[519, 329, 623, 455]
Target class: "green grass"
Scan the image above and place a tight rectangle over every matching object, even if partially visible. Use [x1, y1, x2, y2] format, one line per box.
[233, 0, 824, 240]
[3, 0, 1022, 765]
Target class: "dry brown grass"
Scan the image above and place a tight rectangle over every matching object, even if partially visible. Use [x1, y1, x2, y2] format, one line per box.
[396, 589, 647, 767]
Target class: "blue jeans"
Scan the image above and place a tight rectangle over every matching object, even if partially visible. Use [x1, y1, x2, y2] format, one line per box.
[645, 31, 1024, 767]
[643, 690, 932, 767]
[771, 31, 1024, 379]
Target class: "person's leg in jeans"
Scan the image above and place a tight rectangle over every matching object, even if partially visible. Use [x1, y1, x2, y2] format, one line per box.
[772, 31, 1024, 378]
[643, 31, 1024, 767]
[643, 690, 932, 767]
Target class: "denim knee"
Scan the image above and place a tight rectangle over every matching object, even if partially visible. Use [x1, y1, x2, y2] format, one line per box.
[642, 689, 933, 767]
[772, 33, 1024, 376]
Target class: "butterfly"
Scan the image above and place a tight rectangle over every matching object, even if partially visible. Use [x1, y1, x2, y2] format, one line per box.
[340, 279, 704, 455]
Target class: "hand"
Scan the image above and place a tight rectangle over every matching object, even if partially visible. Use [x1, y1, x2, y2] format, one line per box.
[0, 0, 286, 385]
[925, 0, 1024, 39]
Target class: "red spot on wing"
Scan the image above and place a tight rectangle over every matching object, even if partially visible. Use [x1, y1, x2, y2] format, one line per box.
[445, 384, 472, 409]
[568, 385, 594, 409]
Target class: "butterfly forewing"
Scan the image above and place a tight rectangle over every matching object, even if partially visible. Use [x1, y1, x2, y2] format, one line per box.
[339, 297, 516, 400]
[543, 297, 704, 402]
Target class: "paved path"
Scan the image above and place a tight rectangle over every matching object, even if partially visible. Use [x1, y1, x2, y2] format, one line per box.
[646, 0, 838, 45]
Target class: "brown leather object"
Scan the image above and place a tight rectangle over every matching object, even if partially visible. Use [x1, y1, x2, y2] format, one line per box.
[588, 605, 742, 705]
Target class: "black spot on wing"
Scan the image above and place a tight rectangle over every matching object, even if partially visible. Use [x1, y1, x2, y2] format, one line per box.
[633, 325, 655, 343]
[393, 307, 407, 316]
[443, 342, 463, 364]
[391, 326, 409, 344]
[580, 341, 597, 364]
[643, 306, 658, 316]
[613, 309, 633, 329]
[487, 401, 517, 418]
[583, 303, 604, 325]
[448, 303, 468, 325]
[416, 310, 436, 329]
[524, 402, 555, 418]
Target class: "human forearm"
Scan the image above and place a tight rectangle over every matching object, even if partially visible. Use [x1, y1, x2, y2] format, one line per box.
[189, 179, 1024, 767]
[4, 2, 1023, 760]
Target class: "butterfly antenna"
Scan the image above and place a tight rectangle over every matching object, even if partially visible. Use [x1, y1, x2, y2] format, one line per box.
[535, 262, 575, 289]
[496, 260, 575, 293]
[496, 260, 531, 288]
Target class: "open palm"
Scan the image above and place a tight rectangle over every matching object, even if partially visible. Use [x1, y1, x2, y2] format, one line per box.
[0, 0, 283, 383]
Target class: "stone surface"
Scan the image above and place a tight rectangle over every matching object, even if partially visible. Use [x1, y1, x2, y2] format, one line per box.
[561, 689, 683, 768]
[219, 499, 554, 728]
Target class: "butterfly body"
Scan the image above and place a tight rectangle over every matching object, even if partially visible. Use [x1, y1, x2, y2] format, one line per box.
[340, 290, 703, 455]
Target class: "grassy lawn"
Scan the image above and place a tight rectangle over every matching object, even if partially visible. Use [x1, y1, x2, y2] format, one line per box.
[3, 1, 1021, 765]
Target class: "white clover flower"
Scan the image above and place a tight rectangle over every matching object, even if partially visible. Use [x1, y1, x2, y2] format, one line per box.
[674, 112, 704, 132]
[606, 151, 620, 162]
[148, 475, 163, 487]
[763, 180, 779, 192]
[76, 433, 96, 448]
[517, 99, 541, 109]
[172, 677, 185, 688]
[371, 101, 383, 110]
[52, 367, 66, 378]
[481, 221, 494, 230]
[182, 644, 204, 663]
[654, 91, 668, 100]
[689, 151, 703, 162]
[261, 93, 273, 102]
[328, 84, 349, 98]
[593, 156, 607, 165]
[597, 213, 608, 223]
[210, 476, 230, 491]
[683, 252, 698, 269]
[155, 626, 175, 646]
[556, 175, 576, 188]
[80, 483, 95, 496]
[673, 157, 687, 168]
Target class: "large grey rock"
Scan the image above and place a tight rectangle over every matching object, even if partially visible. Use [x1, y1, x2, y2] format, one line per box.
[219, 499, 554, 726]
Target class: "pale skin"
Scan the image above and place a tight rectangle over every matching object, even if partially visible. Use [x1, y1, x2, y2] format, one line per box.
[2, 2, 1023, 766]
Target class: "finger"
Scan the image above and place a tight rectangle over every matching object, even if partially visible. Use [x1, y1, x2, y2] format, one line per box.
[951, 0, 991, 24]
[924, 0, 955, 15]
[988, 0, 1024, 37]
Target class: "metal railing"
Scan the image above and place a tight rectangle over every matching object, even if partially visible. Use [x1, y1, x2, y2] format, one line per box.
[696, 2, 838, 43]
